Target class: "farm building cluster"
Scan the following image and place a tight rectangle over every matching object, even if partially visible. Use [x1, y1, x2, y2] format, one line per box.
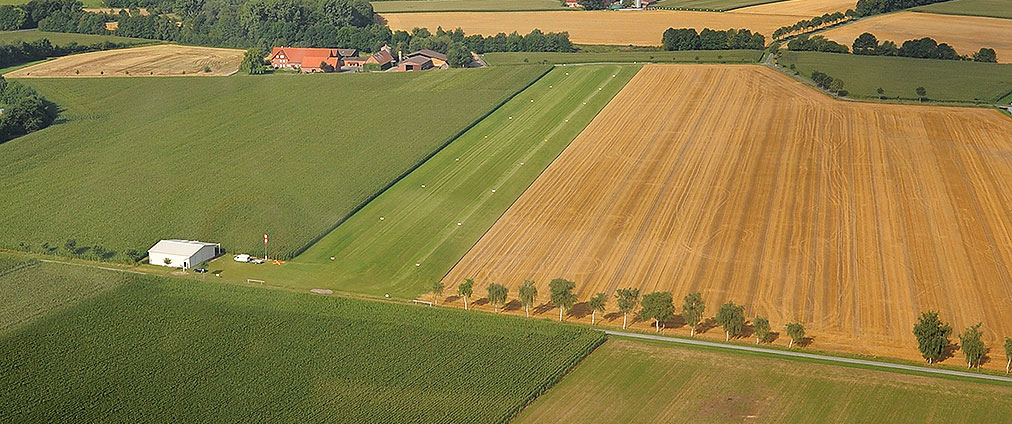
[268, 45, 450, 73]
[564, 0, 655, 8]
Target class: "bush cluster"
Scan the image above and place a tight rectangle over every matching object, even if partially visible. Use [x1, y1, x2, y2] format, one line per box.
[0, 77, 55, 144]
[661, 27, 764, 51]
[772, 11, 850, 41]
[853, 33, 998, 62]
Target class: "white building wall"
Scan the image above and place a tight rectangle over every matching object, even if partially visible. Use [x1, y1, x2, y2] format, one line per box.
[149, 252, 190, 268]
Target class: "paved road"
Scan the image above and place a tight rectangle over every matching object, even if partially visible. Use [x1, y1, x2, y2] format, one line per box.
[605, 330, 1012, 383]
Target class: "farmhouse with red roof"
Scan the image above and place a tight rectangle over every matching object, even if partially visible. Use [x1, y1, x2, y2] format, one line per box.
[268, 47, 342, 73]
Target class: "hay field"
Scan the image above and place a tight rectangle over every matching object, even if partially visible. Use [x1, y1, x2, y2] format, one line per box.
[736, 0, 855, 16]
[444, 64, 1012, 364]
[382, 10, 800, 45]
[5, 44, 244, 77]
[820, 11, 1012, 63]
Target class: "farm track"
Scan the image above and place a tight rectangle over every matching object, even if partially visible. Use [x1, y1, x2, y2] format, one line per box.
[444, 64, 1012, 367]
[382, 10, 800, 46]
[819, 11, 1012, 64]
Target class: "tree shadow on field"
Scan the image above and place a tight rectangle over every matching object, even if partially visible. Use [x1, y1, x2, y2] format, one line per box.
[569, 302, 591, 319]
[766, 331, 780, 344]
[503, 299, 522, 312]
[797, 336, 815, 348]
[444, 295, 461, 305]
[533, 302, 554, 315]
[658, 315, 684, 331]
[473, 298, 489, 307]
[603, 312, 623, 323]
[940, 341, 959, 363]
[696, 317, 718, 334]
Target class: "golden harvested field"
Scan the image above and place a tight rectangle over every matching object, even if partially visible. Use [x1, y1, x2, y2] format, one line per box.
[5, 44, 244, 78]
[444, 64, 1012, 366]
[381, 11, 799, 45]
[821, 11, 1012, 63]
[736, 0, 855, 16]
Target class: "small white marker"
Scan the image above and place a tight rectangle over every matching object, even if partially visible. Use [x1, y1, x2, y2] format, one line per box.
[492, 189, 497, 193]
[330, 256, 335, 260]
[599, 88, 602, 91]
[566, 72, 569, 75]
[379, 217, 385, 220]
[421, 184, 425, 188]
[415, 263, 420, 267]
[457, 222, 462, 226]
[509, 116, 513, 119]
[455, 158, 460, 161]
[531, 99, 534, 102]
[520, 162, 525, 165]
[549, 85, 552, 88]
[565, 119, 568, 122]
[583, 102, 586, 105]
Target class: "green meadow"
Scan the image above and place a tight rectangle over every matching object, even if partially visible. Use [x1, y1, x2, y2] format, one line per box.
[0, 66, 548, 261]
[210, 64, 640, 298]
[372, 0, 562, 12]
[778, 51, 1012, 103]
[0, 30, 151, 46]
[914, 0, 1012, 19]
[483, 49, 763, 65]
[652, 0, 785, 11]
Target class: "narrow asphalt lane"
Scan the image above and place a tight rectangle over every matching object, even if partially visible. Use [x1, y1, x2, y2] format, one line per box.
[605, 330, 1012, 383]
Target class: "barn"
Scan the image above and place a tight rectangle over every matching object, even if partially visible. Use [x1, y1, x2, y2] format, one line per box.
[147, 239, 221, 269]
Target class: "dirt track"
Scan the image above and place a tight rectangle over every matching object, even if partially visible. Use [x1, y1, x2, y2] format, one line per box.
[820, 11, 1012, 63]
[382, 10, 800, 46]
[444, 64, 1012, 367]
[5, 44, 244, 78]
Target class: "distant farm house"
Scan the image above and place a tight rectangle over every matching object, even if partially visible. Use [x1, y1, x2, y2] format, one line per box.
[148, 239, 221, 269]
[268, 47, 344, 73]
[404, 49, 448, 69]
[398, 56, 432, 72]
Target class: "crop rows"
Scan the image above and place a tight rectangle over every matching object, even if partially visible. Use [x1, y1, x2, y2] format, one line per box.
[0, 264, 604, 422]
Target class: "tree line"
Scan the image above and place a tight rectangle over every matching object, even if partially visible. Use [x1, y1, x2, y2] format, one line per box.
[854, 0, 950, 17]
[914, 311, 1012, 373]
[0, 76, 56, 144]
[661, 27, 765, 51]
[852, 32, 998, 62]
[0, 37, 138, 70]
[433, 280, 810, 349]
[771, 11, 851, 41]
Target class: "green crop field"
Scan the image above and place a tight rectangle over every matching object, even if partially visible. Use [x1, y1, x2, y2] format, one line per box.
[0, 262, 605, 422]
[516, 337, 1012, 422]
[373, 0, 562, 12]
[0, 66, 548, 262]
[652, 0, 785, 11]
[914, 0, 1012, 19]
[208, 64, 640, 298]
[0, 0, 105, 7]
[483, 49, 763, 65]
[0, 30, 151, 46]
[778, 51, 1012, 103]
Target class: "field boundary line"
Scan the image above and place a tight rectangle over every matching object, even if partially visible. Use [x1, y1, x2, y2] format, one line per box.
[605, 330, 1012, 383]
[38, 259, 149, 275]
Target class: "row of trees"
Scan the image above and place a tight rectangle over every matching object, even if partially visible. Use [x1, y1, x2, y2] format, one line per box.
[0, 38, 137, 70]
[433, 280, 809, 348]
[0, 77, 56, 144]
[786, 34, 849, 53]
[852, 32, 998, 62]
[771, 10, 851, 41]
[854, 0, 950, 17]
[810, 71, 847, 96]
[913, 311, 1012, 373]
[661, 27, 765, 51]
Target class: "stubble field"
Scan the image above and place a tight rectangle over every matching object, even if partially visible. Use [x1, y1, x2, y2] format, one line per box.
[382, 10, 799, 45]
[734, 0, 855, 16]
[444, 64, 1012, 364]
[819, 11, 1012, 63]
[4, 44, 245, 77]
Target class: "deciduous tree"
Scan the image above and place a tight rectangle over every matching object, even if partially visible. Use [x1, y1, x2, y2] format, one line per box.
[457, 279, 474, 310]
[682, 292, 705, 336]
[487, 283, 508, 313]
[518, 280, 538, 318]
[915, 86, 927, 102]
[430, 280, 444, 306]
[959, 322, 985, 369]
[716, 301, 746, 341]
[549, 278, 577, 322]
[913, 311, 951, 364]
[1005, 337, 1012, 374]
[639, 291, 674, 332]
[753, 316, 770, 344]
[588, 292, 607, 325]
[615, 288, 640, 329]
[785, 322, 805, 349]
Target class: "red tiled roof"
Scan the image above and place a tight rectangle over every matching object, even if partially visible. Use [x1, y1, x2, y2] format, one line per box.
[270, 47, 340, 66]
[367, 50, 394, 65]
[407, 49, 447, 62]
[302, 55, 339, 69]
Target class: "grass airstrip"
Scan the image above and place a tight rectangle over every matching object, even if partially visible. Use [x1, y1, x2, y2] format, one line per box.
[0, 258, 604, 422]
[0, 66, 548, 261]
[212, 64, 640, 298]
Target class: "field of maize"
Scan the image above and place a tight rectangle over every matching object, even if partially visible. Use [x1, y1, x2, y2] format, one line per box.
[0, 263, 605, 422]
[0, 65, 548, 262]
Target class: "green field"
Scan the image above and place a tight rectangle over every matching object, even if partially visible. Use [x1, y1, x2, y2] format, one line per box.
[0, 262, 605, 422]
[778, 51, 1012, 103]
[652, 0, 785, 11]
[914, 0, 1012, 19]
[0, 30, 150, 46]
[517, 337, 1012, 422]
[373, 0, 562, 12]
[0, 66, 548, 262]
[483, 49, 763, 65]
[208, 64, 639, 298]
[0, 0, 105, 7]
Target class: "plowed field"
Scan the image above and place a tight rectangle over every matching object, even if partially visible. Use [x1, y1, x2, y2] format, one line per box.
[820, 11, 1012, 63]
[382, 10, 799, 45]
[5, 44, 244, 77]
[444, 64, 1012, 365]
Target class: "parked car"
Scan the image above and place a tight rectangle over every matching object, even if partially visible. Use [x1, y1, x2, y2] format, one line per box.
[194, 267, 208, 273]
[250, 258, 264, 264]
[233, 254, 250, 263]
